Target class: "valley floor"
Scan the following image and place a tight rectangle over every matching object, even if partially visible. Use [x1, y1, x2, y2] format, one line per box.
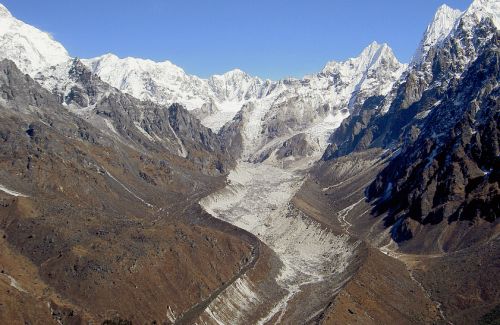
[196, 160, 358, 324]
[190, 149, 457, 325]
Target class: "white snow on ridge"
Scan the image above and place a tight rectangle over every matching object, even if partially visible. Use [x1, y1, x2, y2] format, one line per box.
[82, 53, 209, 110]
[0, 2, 407, 136]
[412, 4, 463, 66]
[466, 0, 500, 29]
[0, 3, 70, 76]
[412, 0, 499, 67]
[82, 41, 406, 133]
[0, 183, 29, 197]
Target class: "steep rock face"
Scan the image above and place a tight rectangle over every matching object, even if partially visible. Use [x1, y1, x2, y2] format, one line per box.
[412, 4, 463, 66]
[254, 133, 320, 163]
[271, 133, 320, 161]
[32, 58, 234, 174]
[324, 2, 499, 160]
[368, 37, 499, 248]
[321, 1, 500, 251]
[302, 3, 500, 323]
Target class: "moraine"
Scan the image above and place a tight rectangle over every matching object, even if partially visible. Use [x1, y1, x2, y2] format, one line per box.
[197, 160, 359, 324]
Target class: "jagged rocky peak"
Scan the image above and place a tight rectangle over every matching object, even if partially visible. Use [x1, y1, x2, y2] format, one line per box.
[319, 41, 406, 102]
[321, 41, 402, 76]
[411, 0, 499, 67]
[0, 3, 70, 75]
[412, 4, 463, 65]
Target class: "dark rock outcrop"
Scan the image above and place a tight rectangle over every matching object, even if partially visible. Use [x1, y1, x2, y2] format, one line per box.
[368, 37, 499, 245]
[35, 58, 234, 175]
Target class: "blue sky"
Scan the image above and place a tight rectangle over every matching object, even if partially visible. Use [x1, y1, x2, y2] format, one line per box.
[2, 0, 471, 79]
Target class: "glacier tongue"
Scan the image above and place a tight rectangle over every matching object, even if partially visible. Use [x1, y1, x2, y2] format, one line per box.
[199, 159, 357, 324]
[197, 93, 359, 323]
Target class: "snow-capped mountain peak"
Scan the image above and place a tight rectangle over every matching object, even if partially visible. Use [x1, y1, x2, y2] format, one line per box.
[216, 68, 249, 78]
[320, 42, 405, 98]
[0, 3, 70, 75]
[359, 41, 390, 61]
[359, 42, 399, 69]
[86, 53, 188, 76]
[0, 1, 406, 142]
[463, 0, 500, 29]
[321, 41, 398, 76]
[81, 53, 209, 110]
[411, 4, 463, 65]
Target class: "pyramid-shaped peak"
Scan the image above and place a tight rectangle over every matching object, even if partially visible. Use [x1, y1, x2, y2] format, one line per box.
[322, 41, 400, 76]
[411, 4, 463, 65]
[362, 41, 390, 54]
[221, 68, 248, 77]
[435, 4, 462, 16]
[425, 3, 462, 43]
[365, 41, 387, 50]
[358, 41, 398, 65]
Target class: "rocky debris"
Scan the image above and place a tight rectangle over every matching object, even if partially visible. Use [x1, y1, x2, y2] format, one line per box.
[255, 133, 320, 163]
[191, 98, 220, 120]
[307, 4, 500, 323]
[218, 103, 250, 160]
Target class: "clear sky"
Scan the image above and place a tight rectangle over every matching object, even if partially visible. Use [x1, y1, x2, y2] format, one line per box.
[2, 0, 472, 79]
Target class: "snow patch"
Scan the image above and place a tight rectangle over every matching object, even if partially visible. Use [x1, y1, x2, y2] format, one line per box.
[0, 184, 28, 197]
[1, 274, 27, 293]
[166, 120, 188, 158]
[133, 121, 154, 141]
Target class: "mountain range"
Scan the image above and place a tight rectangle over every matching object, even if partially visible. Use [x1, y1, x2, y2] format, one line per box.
[0, 0, 498, 324]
